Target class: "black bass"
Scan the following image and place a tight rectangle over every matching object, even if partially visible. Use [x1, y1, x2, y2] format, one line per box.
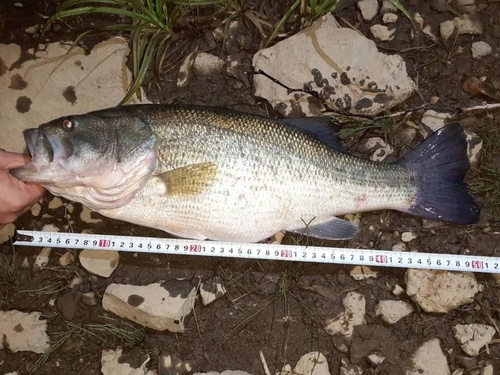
[11, 105, 479, 242]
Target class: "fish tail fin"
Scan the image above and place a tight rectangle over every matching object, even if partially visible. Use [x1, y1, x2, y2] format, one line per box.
[398, 123, 480, 225]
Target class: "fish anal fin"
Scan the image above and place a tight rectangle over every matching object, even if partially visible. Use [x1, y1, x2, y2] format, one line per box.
[159, 162, 218, 196]
[289, 217, 358, 240]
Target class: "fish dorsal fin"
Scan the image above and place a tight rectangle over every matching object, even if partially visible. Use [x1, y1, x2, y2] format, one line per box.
[281, 117, 347, 152]
[158, 162, 218, 196]
[289, 217, 358, 240]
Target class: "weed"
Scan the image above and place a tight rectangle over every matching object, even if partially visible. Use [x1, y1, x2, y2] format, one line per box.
[0, 252, 16, 286]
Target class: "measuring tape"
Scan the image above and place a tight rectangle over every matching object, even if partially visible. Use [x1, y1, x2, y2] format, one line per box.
[11, 230, 500, 274]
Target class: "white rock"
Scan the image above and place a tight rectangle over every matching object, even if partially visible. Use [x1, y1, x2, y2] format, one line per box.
[0, 310, 50, 353]
[392, 242, 406, 251]
[465, 130, 482, 167]
[380, 0, 397, 13]
[401, 232, 417, 243]
[194, 52, 222, 75]
[350, 266, 378, 280]
[393, 284, 405, 296]
[367, 353, 386, 365]
[102, 280, 197, 332]
[31, 203, 42, 216]
[383, 13, 398, 24]
[59, 251, 75, 267]
[370, 25, 396, 41]
[34, 247, 51, 269]
[21, 257, 30, 269]
[340, 358, 362, 375]
[407, 338, 450, 375]
[324, 292, 366, 339]
[375, 300, 414, 324]
[361, 137, 394, 161]
[253, 14, 414, 117]
[81, 291, 98, 306]
[357, 0, 379, 22]
[406, 269, 479, 313]
[65, 203, 74, 214]
[270, 230, 286, 244]
[79, 249, 119, 278]
[41, 224, 59, 232]
[0, 37, 149, 153]
[69, 274, 83, 288]
[48, 197, 63, 210]
[80, 206, 102, 224]
[421, 110, 450, 133]
[440, 20, 456, 40]
[177, 49, 198, 88]
[453, 324, 496, 356]
[441, 15, 483, 40]
[158, 354, 193, 375]
[294, 352, 330, 375]
[471, 41, 492, 59]
[101, 347, 151, 375]
[200, 276, 226, 306]
[0, 223, 15, 245]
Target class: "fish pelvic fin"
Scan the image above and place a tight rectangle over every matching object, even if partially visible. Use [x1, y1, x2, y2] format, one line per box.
[159, 162, 218, 196]
[289, 217, 358, 240]
[398, 123, 480, 225]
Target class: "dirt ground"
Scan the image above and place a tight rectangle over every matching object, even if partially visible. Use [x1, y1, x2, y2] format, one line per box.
[1, 0, 500, 374]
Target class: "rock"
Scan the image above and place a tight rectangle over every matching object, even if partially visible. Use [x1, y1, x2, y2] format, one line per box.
[57, 291, 78, 320]
[370, 25, 396, 41]
[31, 203, 42, 216]
[0, 310, 50, 353]
[405, 269, 479, 313]
[367, 353, 386, 365]
[42, 224, 59, 233]
[432, 0, 448, 12]
[21, 257, 30, 269]
[324, 292, 366, 340]
[270, 231, 286, 244]
[102, 280, 197, 332]
[350, 266, 377, 280]
[380, 0, 397, 13]
[340, 358, 362, 375]
[80, 206, 102, 224]
[158, 353, 193, 375]
[34, 247, 51, 269]
[393, 284, 405, 296]
[360, 137, 394, 161]
[0, 37, 149, 153]
[471, 41, 492, 59]
[392, 242, 406, 251]
[407, 338, 450, 375]
[440, 20, 456, 41]
[441, 15, 483, 40]
[465, 130, 482, 167]
[383, 13, 398, 24]
[401, 232, 417, 243]
[0, 223, 15, 245]
[253, 14, 414, 117]
[421, 110, 450, 133]
[357, 0, 378, 22]
[177, 48, 198, 88]
[69, 274, 83, 288]
[194, 52, 222, 75]
[59, 251, 75, 267]
[200, 276, 226, 306]
[455, 0, 477, 14]
[81, 291, 98, 306]
[101, 347, 151, 375]
[48, 197, 63, 210]
[375, 300, 414, 324]
[79, 249, 119, 278]
[453, 324, 496, 356]
[294, 352, 330, 375]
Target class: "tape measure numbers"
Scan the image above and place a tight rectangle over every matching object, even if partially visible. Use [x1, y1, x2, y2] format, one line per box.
[12, 230, 500, 274]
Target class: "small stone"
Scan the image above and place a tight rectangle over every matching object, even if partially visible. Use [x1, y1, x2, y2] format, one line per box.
[432, 0, 448, 12]
[368, 353, 386, 365]
[31, 203, 42, 216]
[0, 223, 15, 245]
[324, 292, 366, 340]
[380, 0, 397, 13]
[57, 291, 78, 320]
[294, 352, 330, 375]
[194, 52, 222, 75]
[81, 291, 98, 306]
[48, 197, 63, 210]
[177, 49, 198, 88]
[442, 15, 483, 40]
[25, 25, 38, 35]
[340, 358, 362, 375]
[407, 338, 450, 375]
[21, 257, 30, 269]
[465, 130, 482, 167]
[398, 126, 417, 145]
[383, 13, 398, 24]
[350, 266, 378, 280]
[200, 276, 226, 306]
[158, 353, 193, 375]
[361, 137, 394, 162]
[34, 247, 51, 269]
[102, 280, 197, 332]
[80, 206, 102, 224]
[421, 110, 450, 133]
[59, 251, 75, 267]
[471, 41, 492, 59]
[370, 25, 396, 41]
[422, 219, 443, 229]
[375, 300, 414, 324]
[406, 269, 479, 313]
[79, 249, 119, 278]
[455, 0, 477, 14]
[270, 231, 286, 245]
[440, 20, 456, 40]
[65, 203, 74, 214]
[13, 2, 24, 7]
[392, 242, 406, 251]
[393, 284, 405, 296]
[453, 324, 496, 356]
[0, 310, 50, 353]
[357, 0, 379, 22]
[101, 347, 151, 375]
[401, 232, 417, 243]
[69, 274, 83, 289]
[41, 224, 59, 232]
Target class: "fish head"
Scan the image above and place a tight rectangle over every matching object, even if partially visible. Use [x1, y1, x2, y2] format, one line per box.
[11, 110, 158, 210]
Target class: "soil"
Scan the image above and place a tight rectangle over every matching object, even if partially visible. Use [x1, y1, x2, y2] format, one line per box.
[1, 0, 500, 374]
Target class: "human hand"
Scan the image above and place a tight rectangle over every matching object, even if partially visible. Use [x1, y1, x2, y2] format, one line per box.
[0, 150, 45, 227]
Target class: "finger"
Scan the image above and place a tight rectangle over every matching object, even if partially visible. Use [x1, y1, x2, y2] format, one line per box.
[0, 150, 31, 169]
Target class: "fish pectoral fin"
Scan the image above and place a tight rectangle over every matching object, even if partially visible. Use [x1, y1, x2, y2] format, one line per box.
[289, 217, 358, 240]
[158, 162, 218, 196]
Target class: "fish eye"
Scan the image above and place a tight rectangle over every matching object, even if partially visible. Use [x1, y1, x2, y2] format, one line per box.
[62, 118, 77, 130]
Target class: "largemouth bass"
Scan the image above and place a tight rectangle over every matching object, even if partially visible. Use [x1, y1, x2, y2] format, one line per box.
[11, 105, 479, 242]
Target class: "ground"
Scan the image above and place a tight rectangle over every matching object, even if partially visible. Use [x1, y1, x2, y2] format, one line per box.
[0, 0, 500, 374]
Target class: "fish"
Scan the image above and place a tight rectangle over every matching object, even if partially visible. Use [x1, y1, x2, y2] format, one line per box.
[11, 104, 480, 243]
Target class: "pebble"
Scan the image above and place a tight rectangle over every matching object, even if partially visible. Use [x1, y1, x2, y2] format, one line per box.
[392, 242, 406, 251]
[357, 0, 379, 22]
[382, 13, 398, 24]
[34, 247, 51, 269]
[324, 292, 366, 340]
[407, 338, 450, 375]
[48, 197, 63, 210]
[375, 300, 414, 324]
[59, 251, 75, 267]
[350, 266, 378, 280]
[79, 249, 119, 278]
[295, 352, 331, 375]
[370, 25, 396, 41]
[81, 291, 98, 306]
[401, 232, 417, 243]
[80, 206, 102, 224]
[200, 276, 226, 306]
[453, 324, 496, 356]
[471, 41, 492, 59]
[31, 203, 41, 216]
